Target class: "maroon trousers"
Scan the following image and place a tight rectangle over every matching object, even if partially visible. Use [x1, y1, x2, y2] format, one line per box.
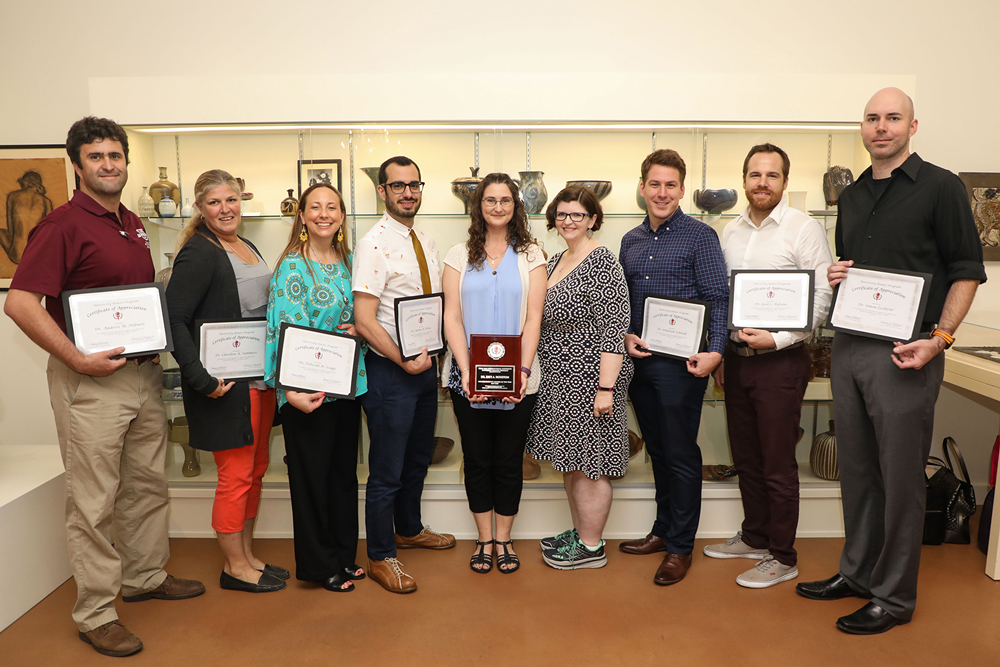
[723, 343, 811, 566]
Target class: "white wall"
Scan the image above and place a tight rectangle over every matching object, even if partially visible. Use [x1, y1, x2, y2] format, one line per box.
[3, 1, 1000, 461]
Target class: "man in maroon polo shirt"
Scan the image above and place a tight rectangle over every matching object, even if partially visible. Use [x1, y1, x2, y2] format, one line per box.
[4, 117, 204, 658]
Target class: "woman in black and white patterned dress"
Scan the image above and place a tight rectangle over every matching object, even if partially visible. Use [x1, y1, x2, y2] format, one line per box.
[527, 185, 633, 570]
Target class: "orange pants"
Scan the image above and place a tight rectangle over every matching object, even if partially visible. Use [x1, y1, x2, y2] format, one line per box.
[211, 388, 276, 533]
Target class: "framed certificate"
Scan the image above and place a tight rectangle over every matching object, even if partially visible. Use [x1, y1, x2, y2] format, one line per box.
[394, 292, 445, 361]
[728, 270, 815, 332]
[274, 322, 361, 399]
[828, 265, 932, 342]
[198, 318, 267, 381]
[469, 334, 521, 398]
[639, 295, 710, 360]
[63, 283, 173, 358]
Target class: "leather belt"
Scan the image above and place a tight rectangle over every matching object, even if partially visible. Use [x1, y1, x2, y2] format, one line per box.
[131, 354, 158, 365]
[727, 340, 804, 358]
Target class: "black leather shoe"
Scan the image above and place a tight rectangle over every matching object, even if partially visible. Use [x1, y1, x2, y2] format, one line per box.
[220, 570, 286, 593]
[322, 572, 355, 592]
[260, 563, 291, 580]
[795, 573, 870, 600]
[343, 564, 366, 581]
[836, 602, 909, 635]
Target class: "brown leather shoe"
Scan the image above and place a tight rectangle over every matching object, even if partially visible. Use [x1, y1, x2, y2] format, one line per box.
[122, 574, 206, 602]
[368, 557, 417, 593]
[654, 553, 693, 586]
[78, 620, 143, 657]
[619, 533, 667, 555]
[395, 525, 456, 550]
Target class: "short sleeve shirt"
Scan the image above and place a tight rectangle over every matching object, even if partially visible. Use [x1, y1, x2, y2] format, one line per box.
[352, 213, 442, 353]
[10, 190, 155, 333]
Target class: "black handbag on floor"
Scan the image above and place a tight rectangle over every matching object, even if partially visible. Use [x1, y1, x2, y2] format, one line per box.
[923, 437, 977, 545]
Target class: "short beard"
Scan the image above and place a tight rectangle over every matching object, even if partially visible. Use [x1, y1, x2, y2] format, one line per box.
[385, 195, 419, 220]
[747, 190, 781, 214]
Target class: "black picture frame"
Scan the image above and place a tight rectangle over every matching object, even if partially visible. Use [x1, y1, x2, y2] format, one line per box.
[639, 294, 711, 361]
[274, 321, 360, 399]
[827, 264, 932, 343]
[62, 282, 174, 358]
[393, 292, 446, 361]
[727, 269, 815, 332]
[297, 159, 343, 199]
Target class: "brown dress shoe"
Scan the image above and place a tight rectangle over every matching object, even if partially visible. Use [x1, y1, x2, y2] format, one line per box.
[654, 553, 693, 586]
[395, 525, 456, 550]
[122, 574, 206, 602]
[619, 533, 667, 555]
[368, 557, 417, 593]
[79, 620, 143, 657]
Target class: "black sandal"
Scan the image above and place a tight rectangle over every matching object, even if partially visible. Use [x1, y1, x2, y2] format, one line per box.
[470, 540, 494, 574]
[343, 564, 366, 581]
[321, 572, 355, 592]
[495, 539, 520, 574]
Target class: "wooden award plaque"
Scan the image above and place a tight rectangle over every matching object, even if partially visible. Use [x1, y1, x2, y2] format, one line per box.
[469, 334, 521, 398]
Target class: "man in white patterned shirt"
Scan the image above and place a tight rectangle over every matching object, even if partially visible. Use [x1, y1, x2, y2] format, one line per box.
[704, 143, 832, 589]
[353, 156, 455, 595]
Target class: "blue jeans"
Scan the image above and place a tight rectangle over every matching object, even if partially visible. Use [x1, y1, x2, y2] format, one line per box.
[360, 351, 438, 560]
[628, 355, 708, 555]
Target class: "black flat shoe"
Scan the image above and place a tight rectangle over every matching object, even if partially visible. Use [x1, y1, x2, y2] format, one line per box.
[343, 564, 366, 581]
[836, 602, 909, 635]
[795, 573, 871, 601]
[258, 563, 291, 580]
[220, 570, 285, 593]
[322, 572, 355, 592]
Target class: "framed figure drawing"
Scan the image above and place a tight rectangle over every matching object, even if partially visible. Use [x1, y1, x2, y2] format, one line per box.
[959, 172, 1000, 261]
[298, 159, 343, 199]
[0, 145, 74, 289]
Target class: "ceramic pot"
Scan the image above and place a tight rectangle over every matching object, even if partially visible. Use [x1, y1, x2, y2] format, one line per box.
[823, 166, 854, 207]
[137, 186, 156, 218]
[628, 429, 644, 458]
[280, 189, 298, 216]
[180, 198, 193, 218]
[566, 180, 612, 202]
[451, 167, 483, 214]
[807, 329, 833, 379]
[693, 188, 738, 214]
[431, 436, 455, 464]
[518, 171, 548, 215]
[522, 453, 541, 480]
[361, 167, 385, 215]
[158, 195, 177, 217]
[635, 182, 648, 212]
[810, 420, 838, 480]
[234, 177, 253, 203]
[154, 252, 175, 287]
[149, 167, 180, 216]
[167, 416, 201, 477]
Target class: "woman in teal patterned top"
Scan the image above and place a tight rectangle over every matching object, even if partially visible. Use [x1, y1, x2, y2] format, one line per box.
[264, 182, 367, 593]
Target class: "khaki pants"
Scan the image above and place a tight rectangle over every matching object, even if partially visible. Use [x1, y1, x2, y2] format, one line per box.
[47, 355, 171, 632]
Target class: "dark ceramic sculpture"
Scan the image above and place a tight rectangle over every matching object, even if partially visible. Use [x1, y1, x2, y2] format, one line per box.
[518, 171, 547, 214]
[822, 166, 854, 207]
[280, 189, 297, 216]
[431, 436, 455, 465]
[566, 180, 612, 202]
[451, 167, 483, 214]
[693, 189, 738, 214]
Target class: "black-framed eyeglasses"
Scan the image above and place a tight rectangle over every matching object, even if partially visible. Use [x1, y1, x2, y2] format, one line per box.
[483, 197, 515, 208]
[384, 181, 425, 194]
[554, 211, 591, 222]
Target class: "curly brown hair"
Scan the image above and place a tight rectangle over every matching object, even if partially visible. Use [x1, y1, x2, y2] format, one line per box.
[465, 173, 533, 269]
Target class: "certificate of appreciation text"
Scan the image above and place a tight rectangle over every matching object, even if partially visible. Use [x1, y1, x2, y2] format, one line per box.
[640, 295, 710, 360]
[828, 265, 931, 342]
[63, 283, 172, 357]
[275, 323, 361, 398]
[394, 292, 445, 361]
[199, 319, 267, 381]
[729, 270, 814, 332]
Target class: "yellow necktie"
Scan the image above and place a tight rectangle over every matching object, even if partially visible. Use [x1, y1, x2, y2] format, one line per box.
[410, 230, 432, 295]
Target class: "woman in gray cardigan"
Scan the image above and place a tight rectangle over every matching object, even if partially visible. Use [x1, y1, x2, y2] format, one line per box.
[166, 169, 286, 593]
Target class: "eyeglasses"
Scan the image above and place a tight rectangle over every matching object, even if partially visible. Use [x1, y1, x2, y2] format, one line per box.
[483, 197, 514, 208]
[554, 211, 591, 222]
[384, 181, 425, 194]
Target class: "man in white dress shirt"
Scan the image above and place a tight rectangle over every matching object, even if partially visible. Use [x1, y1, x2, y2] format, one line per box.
[704, 144, 833, 588]
[353, 156, 455, 594]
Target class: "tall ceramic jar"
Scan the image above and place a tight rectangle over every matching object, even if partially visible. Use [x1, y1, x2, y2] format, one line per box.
[518, 171, 548, 215]
[137, 186, 156, 217]
[810, 420, 839, 480]
[149, 167, 180, 216]
[280, 189, 298, 216]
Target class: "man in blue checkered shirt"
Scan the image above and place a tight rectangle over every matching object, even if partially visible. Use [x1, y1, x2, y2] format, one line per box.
[617, 149, 730, 586]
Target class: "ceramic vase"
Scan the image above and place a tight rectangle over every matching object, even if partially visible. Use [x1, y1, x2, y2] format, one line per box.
[810, 420, 838, 481]
[180, 198, 193, 218]
[522, 453, 541, 480]
[566, 180, 612, 202]
[154, 252, 174, 286]
[694, 188, 738, 214]
[168, 416, 201, 477]
[823, 166, 855, 207]
[635, 182, 648, 212]
[431, 437, 454, 465]
[149, 167, 180, 216]
[361, 167, 385, 215]
[518, 171, 548, 215]
[158, 195, 177, 217]
[137, 186, 156, 217]
[280, 189, 298, 216]
[451, 167, 483, 214]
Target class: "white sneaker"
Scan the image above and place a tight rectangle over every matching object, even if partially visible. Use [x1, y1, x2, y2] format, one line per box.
[736, 555, 799, 589]
[703, 531, 769, 559]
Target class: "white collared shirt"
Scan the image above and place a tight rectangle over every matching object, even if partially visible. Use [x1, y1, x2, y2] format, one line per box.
[353, 213, 442, 354]
[720, 198, 834, 349]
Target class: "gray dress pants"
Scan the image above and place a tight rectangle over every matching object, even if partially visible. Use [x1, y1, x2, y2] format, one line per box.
[831, 333, 944, 621]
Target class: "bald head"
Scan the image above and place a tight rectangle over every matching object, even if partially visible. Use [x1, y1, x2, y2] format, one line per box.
[864, 87, 915, 123]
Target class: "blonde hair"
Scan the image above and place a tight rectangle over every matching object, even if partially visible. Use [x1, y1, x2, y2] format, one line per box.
[275, 182, 352, 280]
[175, 169, 243, 253]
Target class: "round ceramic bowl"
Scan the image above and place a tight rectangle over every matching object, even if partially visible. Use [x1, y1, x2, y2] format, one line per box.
[566, 180, 613, 202]
[693, 188, 738, 214]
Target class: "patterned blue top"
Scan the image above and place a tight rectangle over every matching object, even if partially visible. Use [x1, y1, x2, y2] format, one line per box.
[265, 252, 367, 408]
[618, 209, 730, 355]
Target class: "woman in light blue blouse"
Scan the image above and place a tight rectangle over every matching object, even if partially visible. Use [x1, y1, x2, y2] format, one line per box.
[265, 182, 367, 593]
